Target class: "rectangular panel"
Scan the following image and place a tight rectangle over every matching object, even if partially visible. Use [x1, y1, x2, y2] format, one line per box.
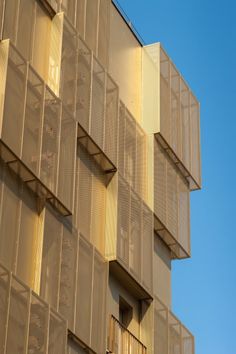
[59, 225, 77, 330]
[142, 203, 153, 293]
[58, 107, 76, 211]
[77, 37, 92, 131]
[76, 0, 86, 37]
[117, 176, 130, 267]
[67, 338, 87, 354]
[169, 313, 181, 354]
[48, 310, 67, 354]
[154, 142, 166, 225]
[40, 86, 60, 193]
[190, 93, 201, 186]
[2, 0, 18, 43]
[166, 158, 178, 238]
[0, 167, 20, 271]
[6, 277, 29, 354]
[85, 0, 99, 54]
[105, 74, 118, 165]
[90, 56, 105, 149]
[170, 63, 180, 156]
[61, 0, 76, 26]
[76, 236, 93, 345]
[160, 47, 171, 145]
[98, 0, 110, 68]
[136, 124, 146, 199]
[130, 191, 141, 278]
[60, 20, 77, 115]
[118, 102, 125, 176]
[154, 305, 168, 354]
[124, 110, 136, 189]
[22, 66, 44, 175]
[17, 0, 35, 60]
[2, 45, 27, 156]
[0, 266, 10, 352]
[178, 177, 190, 254]
[40, 207, 62, 309]
[182, 326, 194, 354]
[28, 293, 48, 354]
[76, 145, 92, 240]
[91, 251, 107, 353]
[16, 184, 40, 289]
[180, 78, 190, 171]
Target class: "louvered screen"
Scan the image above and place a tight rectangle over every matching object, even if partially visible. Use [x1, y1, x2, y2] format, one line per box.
[170, 62, 180, 156]
[190, 93, 201, 187]
[22, 66, 44, 175]
[77, 37, 92, 131]
[125, 109, 136, 189]
[58, 107, 76, 211]
[118, 102, 126, 176]
[91, 56, 105, 149]
[169, 313, 181, 354]
[166, 157, 178, 238]
[142, 203, 153, 293]
[40, 86, 60, 193]
[154, 300, 168, 354]
[160, 47, 171, 144]
[136, 123, 146, 198]
[180, 77, 190, 171]
[105, 74, 118, 165]
[2, 45, 27, 156]
[60, 20, 77, 115]
[130, 190, 141, 278]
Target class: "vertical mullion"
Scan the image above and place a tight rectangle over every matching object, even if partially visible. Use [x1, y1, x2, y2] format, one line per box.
[45, 304, 50, 354]
[103, 72, 107, 153]
[83, 0, 87, 40]
[3, 271, 11, 354]
[23, 289, 31, 354]
[89, 246, 95, 347]
[0, 0, 6, 39]
[14, 0, 20, 46]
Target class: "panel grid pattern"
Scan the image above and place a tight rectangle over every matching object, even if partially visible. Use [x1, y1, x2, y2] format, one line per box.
[154, 296, 194, 354]
[159, 46, 201, 190]
[0, 263, 67, 354]
[117, 174, 153, 294]
[154, 141, 190, 259]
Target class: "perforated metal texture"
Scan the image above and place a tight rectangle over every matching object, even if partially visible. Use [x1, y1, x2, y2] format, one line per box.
[118, 102, 147, 201]
[98, 0, 110, 68]
[158, 46, 201, 189]
[67, 338, 88, 354]
[91, 57, 105, 149]
[154, 141, 190, 257]
[61, 0, 76, 26]
[48, 310, 67, 354]
[117, 175, 153, 294]
[17, 0, 35, 61]
[76, 0, 86, 38]
[169, 313, 181, 354]
[85, 0, 99, 55]
[105, 74, 118, 165]
[1, 45, 27, 157]
[77, 37, 92, 132]
[58, 107, 76, 211]
[0, 266, 10, 352]
[60, 20, 78, 115]
[22, 66, 44, 175]
[40, 86, 60, 193]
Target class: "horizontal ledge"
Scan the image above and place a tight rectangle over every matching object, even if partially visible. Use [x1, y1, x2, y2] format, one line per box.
[77, 123, 117, 175]
[154, 132, 201, 191]
[68, 330, 96, 354]
[0, 139, 71, 217]
[109, 260, 153, 301]
[154, 213, 190, 260]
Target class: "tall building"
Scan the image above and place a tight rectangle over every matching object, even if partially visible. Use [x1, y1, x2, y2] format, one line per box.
[0, 1, 201, 353]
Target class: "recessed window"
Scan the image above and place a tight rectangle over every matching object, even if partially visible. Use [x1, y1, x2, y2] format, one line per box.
[119, 296, 133, 328]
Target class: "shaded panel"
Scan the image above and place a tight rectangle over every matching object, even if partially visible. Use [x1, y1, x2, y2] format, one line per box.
[180, 78, 190, 171]
[124, 110, 136, 189]
[59, 225, 77, 329]
[85, 0, 99, 54]
[98, 0, 110, 68]
[2, 45, 27, 156]
[169, 313, 181, 354]
[5, 277, 29, 354]
[2, 0, 18, 43]
[90, 57, 105, 149]
[166, 158, 178, 238]
[22, 66, 44, 175]
[142, 204, 153, 293]
[170, 63, 180, 156]
[77, 37, 92, 131]
[154, 142, 166, 225]
[28, 293, 48, 354]
[40, 87, 60, 193]
[61, 0, 76, 26]
[58, 107, 76, 211]
[130, 191, 141, 278]
[48, 310, 67, 354]
[118, 102, 125, 176]
[190, 93, 201, 187]
[76, 236, 93, 344]
[76, 0, 86, 37]
[0, 266, 10, 352]
[154, 302, 168, 354]
[17, 0, 35, 60]
[60, 20, 77, 115]
[40, 208, 62, 309]
[91, 251, 107, 353]
[160, 47, 171, 145]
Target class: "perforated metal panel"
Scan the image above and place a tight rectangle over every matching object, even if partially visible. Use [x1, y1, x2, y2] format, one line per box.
[98, 0, 110, 68]
[61, 0, 77, 27]
[154, 141, 190, 259]
[17, 0, 35, 61]
[76, 0, 86, 38]
[85, 0, 99, 54]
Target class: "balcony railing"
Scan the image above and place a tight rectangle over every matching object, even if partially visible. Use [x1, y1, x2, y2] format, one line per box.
[108, 315, 147, 354]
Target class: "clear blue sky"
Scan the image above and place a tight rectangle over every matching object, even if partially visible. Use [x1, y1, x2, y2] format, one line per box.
[116, 1, 236, 353]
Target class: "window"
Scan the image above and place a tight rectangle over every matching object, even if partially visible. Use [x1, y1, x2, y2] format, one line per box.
[119, 296, 133, 328]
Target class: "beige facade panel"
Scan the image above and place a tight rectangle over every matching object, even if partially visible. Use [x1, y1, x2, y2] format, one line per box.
[109, 3, 142, 122]
[0, 263, 67, 354]
[143, 44, 201, 190]
[154, 141, 190, 259]
[118, 102, 147, 202]
[154, 296, 194, 354]
[39, 207, 108, 354]
[0, 41, 76, 214]
[116, 174, 153, 295]
[1, 0, 63, 94]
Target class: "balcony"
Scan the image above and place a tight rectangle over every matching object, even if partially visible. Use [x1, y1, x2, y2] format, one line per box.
[155, 296, 194, 354]
[107, 174, 153, 300]
[143, 44, 201, 190]
[0, 40, 76, 215]
[154, 141, 190, 259]
[108, 315, 147, 354]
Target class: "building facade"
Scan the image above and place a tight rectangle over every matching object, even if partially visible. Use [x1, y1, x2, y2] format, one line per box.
[0, 1, 201, 354]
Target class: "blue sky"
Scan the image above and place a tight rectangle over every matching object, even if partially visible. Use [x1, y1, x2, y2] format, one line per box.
[115, 0, 236, 353]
